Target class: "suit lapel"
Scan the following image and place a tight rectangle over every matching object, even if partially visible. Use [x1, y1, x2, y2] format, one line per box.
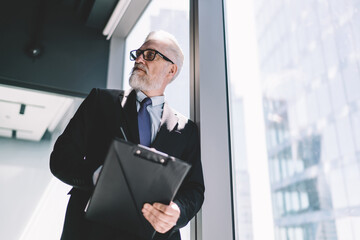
[116, 90, 179, 147]
[152, 102, 178, 148]
[160, 102, 178, 132]
[117, 89, 140, 144]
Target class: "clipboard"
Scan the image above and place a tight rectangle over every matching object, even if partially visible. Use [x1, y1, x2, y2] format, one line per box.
[84, 138, 191, 239]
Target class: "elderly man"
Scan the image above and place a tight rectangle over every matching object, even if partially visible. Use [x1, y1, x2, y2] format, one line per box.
[50, 30, 204, 240]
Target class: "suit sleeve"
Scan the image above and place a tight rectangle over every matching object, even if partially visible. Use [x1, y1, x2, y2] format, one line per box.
[172, 122, 205, 230]
[49, 88, 99, 191]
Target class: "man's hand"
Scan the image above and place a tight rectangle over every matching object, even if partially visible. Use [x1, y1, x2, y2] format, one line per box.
[142, 201, 180, 234]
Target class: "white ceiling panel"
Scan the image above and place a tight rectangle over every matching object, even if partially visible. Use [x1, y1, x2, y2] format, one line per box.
[0, 85, 74, 141]
[0, 128, 12, 138]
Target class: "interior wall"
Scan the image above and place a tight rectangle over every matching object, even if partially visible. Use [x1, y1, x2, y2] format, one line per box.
[0, 0, 110, 97]
[106, 36, 126, 89]
[0, 137, 56, 240]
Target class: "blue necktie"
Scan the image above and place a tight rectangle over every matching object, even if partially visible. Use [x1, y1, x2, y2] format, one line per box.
[138, 97, 152, 146]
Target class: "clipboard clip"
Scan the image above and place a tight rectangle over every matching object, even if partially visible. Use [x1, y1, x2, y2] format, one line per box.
[133, 147, 174, 165]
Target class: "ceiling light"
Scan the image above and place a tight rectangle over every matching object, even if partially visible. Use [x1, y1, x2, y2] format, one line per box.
[103, 0, 132, 40]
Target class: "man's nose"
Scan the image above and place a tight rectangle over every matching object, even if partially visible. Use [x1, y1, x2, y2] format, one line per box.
[135, 53, 146, 64]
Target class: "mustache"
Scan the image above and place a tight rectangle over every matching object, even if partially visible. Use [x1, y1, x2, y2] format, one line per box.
[131, 63, 148, 74]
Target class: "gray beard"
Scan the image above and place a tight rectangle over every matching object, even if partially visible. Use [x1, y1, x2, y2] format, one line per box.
[129, 72, 163, 91]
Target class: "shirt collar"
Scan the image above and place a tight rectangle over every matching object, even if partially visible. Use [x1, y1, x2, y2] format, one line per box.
[136, 90, 165, 107]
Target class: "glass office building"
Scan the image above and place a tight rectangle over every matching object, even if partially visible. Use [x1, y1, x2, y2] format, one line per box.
[226, 0, 360, 239]
[258, 0, 360, 239]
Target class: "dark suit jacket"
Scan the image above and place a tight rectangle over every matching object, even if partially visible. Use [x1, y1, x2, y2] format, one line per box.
[50, 88, 205, 240]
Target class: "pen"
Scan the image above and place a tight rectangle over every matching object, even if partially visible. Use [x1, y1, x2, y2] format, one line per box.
[120, 127, 128, 141]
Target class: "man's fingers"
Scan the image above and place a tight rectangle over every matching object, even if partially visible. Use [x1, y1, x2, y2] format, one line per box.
[152, 202, 167, 212]
[142, 202, 180, 234]
[152, 202, 180, 216]
[152, 203, 174, 215]
[143, 207, 174, 226]
[143, 204, 176, 225]
[142, 207, 174, 233]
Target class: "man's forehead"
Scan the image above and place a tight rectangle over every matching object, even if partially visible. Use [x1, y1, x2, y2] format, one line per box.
[140, 39, 169, 51]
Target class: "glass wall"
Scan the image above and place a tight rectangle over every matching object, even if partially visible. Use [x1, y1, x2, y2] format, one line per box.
[0, 84, 82, 240]
[225, 0, 360, 239]
[123, 0, 190, 117]
[122, 0, 191, 239]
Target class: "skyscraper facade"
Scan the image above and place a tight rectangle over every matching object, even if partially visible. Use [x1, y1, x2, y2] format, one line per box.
[254, 0, 360, 239]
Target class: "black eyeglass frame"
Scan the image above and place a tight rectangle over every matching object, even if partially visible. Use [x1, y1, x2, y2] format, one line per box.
[130, 49, 174, 64]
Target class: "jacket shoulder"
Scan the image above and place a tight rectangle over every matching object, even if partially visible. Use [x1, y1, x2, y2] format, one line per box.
[172, 108, 198, 131]
[97, 88, 124, 98]
[87, 88, 124, 104]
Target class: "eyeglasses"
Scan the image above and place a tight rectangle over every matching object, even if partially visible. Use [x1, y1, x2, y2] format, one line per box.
[130, 49, 174, 64]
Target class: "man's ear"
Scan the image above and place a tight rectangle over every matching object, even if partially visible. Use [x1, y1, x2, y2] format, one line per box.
[168, 64, 178, 78]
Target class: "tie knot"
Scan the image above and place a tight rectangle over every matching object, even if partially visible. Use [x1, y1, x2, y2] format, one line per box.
[141, 97, 152, 108]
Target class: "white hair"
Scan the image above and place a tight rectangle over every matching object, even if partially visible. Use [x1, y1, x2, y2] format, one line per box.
[144, 30, 184, 81]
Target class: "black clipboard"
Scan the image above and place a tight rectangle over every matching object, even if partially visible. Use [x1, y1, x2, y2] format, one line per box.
[84, 138, 191, 239]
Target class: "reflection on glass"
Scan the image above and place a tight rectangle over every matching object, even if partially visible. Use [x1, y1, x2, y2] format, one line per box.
[226, 0, 360, 239]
